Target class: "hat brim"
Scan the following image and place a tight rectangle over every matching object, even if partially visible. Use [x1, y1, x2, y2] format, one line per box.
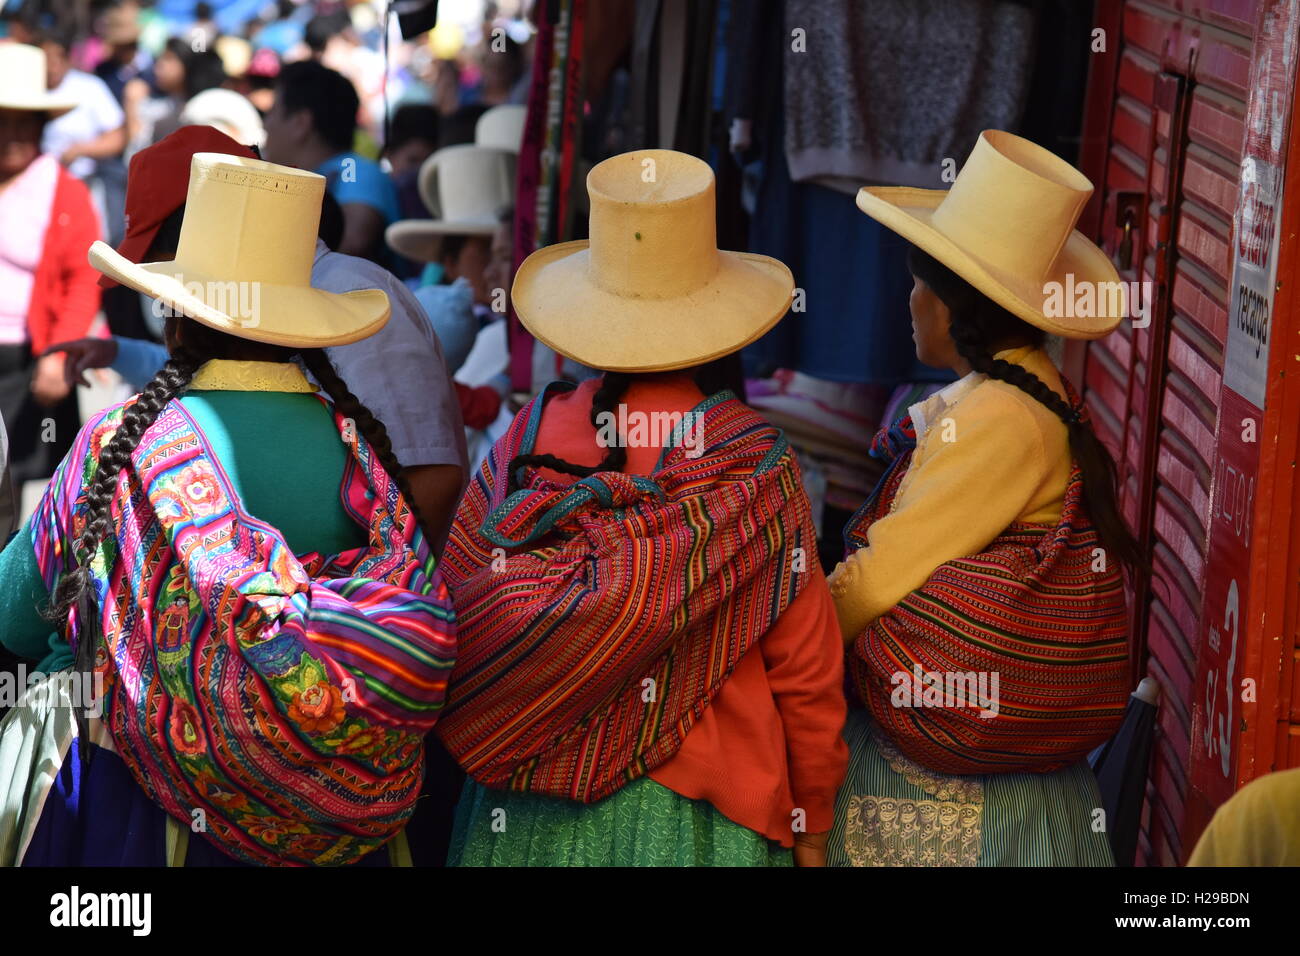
[88, 241, 390, 348]
[856, 187, 1124, 339]
[0, 96, 78, 117]
[386, 218, 496, 263]
[511, 241, 794, 373]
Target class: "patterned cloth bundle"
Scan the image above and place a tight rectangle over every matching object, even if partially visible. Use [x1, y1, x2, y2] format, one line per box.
[32, 398, 457, 865]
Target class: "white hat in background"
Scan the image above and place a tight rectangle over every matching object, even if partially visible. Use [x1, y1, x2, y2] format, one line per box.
[386, 144, 516, 263]
[474, 104, 526, 153]
[180, 88, 266, 149]
[0, 44, 78, 115]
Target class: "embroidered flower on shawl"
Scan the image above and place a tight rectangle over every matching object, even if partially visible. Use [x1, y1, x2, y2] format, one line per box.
[331, 722, 387, 756]
[168, 700, 206, 755]
[177, 465, 223, 516]
[288, 681, 346, 733]
[239, 815, 310, 846]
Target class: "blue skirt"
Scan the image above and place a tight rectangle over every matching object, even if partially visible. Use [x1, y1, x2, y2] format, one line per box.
[0, 671, 432, 866]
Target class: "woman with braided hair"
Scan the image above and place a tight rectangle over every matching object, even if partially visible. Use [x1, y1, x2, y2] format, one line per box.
[434, 150, 848, 866]
[825, 131, 1145, 866]
[0, 153, 456, 866]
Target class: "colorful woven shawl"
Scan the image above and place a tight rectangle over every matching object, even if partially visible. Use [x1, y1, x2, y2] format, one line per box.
[435, 383, 816, 802]
[32, 397, 457, 866]
[845, 404, 1130, 775]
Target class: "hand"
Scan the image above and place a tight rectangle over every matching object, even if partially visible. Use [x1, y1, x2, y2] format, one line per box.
[31, 352, 73, 406]
[793, 830, 829, 867]
[43, 337, 119, 389]
[59, 143, 82, 166]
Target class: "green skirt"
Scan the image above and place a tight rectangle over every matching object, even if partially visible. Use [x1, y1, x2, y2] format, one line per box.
[448, 775, 792, 867]
[827, 708, 1114, 867]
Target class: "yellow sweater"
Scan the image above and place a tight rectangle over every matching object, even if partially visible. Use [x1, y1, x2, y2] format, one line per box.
[829, 346, 1072, 639]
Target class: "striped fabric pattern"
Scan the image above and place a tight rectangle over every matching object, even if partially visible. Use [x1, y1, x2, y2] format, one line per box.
[843, 409, 1129, 775]
[31, 397, 457, 866]
[436, 383, 816, 803]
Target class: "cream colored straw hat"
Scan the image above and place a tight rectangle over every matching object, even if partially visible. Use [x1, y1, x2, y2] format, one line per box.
[511, 149, 794, 373]
[0, 44, 79, 116]
[856, 130, 1124, 339]
[386, 144, 516, 262]
[89, 153, 390, 348]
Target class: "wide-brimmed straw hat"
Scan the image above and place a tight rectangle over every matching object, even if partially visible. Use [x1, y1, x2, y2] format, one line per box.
[856, 130, 1124, 339]
[0, 44, 79, 116]
[385, 144, 516, 262]
[512, 149, 794, 373]
[88, 153, 390, 348]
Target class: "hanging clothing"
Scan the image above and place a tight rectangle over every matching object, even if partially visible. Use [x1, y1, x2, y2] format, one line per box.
[782, 0, 1038, 192]
[437, 374, 847, 862]
[0, 361, 457, 866]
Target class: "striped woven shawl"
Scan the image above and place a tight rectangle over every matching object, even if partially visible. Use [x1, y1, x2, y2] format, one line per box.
[845, 410, 1130, 775]
[31, 397, 457, 865]
[436, 384, 816, 802]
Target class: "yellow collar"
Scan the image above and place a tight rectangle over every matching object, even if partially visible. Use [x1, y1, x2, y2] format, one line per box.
[188, 360, 318, 393]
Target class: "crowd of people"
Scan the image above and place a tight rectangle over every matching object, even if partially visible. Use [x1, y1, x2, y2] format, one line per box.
[0, 1, 1284, 871]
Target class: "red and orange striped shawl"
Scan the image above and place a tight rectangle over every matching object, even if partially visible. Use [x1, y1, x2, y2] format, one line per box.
[436, 383, 817, 802]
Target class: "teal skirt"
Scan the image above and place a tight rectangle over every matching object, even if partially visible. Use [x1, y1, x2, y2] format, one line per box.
[827, 709, 1114, 867]
[448, 775, 792, 867]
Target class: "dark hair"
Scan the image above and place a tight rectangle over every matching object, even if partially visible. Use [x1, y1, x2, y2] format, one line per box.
[318, 190, 344, 251]
[437, 103, 490, 149]
[46, 318, 416, 754]
[906, 245, 1148, 579]
[164, 37, 227, 99]
[505, 355, 746, 494]
[305, 10, 350, 53]
[497, 204, 514, 226]
[276, 60, 358, 153]
[31, 22, 77, 52]
[387, 103, 439, 154]
[195, 2, 214, 20]
[438, 234, 488, 269]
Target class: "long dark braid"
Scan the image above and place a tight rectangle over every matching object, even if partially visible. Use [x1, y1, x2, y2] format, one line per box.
[43, 349, 202, 762]
[505, 371, 633, 493]
[299, 348, 422, 527]
[908, 246, 1149, 579]
[503, 356, 748, 494]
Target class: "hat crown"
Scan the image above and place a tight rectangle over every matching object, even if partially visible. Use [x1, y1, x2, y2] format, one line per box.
[172, 153, 322, 285]
[418, 144, 516, 225]
[931, 131, 1093, 283]
[586, 149, 719, 299]
[0, 44, 53, 101]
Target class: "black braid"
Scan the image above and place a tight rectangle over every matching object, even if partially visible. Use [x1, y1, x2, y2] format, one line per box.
[299, 348, 423, 529]
[43, 349, 201, 764]
[909, 246, 1149, 579]
[506, 372, 635, 494]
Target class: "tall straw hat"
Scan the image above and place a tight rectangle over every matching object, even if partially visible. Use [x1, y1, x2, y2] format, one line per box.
[474, 104, 526, 152]
[0, 44, 79, 116]
[512, 149, 794, 373]
[856, 130, 1124, 339]
[385, 144, 516, 262]
[89, 153, 390, 348]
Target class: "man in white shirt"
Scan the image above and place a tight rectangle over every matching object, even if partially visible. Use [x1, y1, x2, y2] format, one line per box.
[37, 27, 127, 180]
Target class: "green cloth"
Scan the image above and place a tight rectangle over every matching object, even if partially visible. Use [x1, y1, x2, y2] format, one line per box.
[827, 708, 1115, 867]
[448, 775, 793, 867]
[0, 390, 365, 672]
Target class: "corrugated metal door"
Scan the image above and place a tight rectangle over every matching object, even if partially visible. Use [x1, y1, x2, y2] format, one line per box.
[1077, 0, 1259, 866]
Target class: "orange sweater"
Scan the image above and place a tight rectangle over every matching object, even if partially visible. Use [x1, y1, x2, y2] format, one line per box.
[531, 374, 848, 845]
